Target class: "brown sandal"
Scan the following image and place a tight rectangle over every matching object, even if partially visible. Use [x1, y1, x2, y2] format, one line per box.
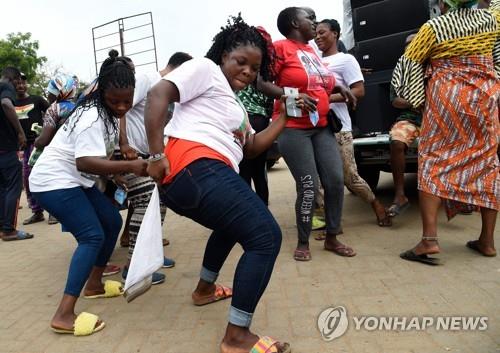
[192, 284, 233, 306]
[324, 244, 356, 257]
[293, 249, 311, 261]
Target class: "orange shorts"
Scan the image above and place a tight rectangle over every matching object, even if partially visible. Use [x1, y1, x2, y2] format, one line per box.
[389, 120, 420, 147]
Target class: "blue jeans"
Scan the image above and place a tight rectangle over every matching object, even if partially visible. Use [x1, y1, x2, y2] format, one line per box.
[159, 159, 282, 327]
[33, 186, 122, 297]
[0, 151, 22, 233]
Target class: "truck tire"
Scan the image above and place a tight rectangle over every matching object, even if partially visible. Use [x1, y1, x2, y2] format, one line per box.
[357, 166, 380, 192]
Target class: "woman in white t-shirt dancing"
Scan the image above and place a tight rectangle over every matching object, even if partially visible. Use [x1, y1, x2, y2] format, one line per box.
[315, 18, 392, 227]
[145, 16, 292, 353]
[29, 51, 148, 336]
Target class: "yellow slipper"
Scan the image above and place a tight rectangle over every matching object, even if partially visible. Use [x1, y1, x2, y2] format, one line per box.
[84, 280, 123, 299]
[51, 312, 105, 336]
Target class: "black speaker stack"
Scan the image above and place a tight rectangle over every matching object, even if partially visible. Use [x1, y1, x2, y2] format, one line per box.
[350, 0, 440, 134]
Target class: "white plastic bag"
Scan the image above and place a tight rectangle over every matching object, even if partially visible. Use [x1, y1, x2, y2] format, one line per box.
[123, 185, 164, 302]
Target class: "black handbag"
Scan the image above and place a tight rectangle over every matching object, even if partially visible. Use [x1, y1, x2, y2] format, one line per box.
[327, 109, 343, 134]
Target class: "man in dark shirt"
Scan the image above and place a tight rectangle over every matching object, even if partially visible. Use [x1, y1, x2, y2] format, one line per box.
[14, 74, 50, 225]
[0, 66, 33, 241]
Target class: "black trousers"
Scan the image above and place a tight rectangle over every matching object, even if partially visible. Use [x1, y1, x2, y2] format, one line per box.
[239, 114, 270, 205]
[0, 151, 22, 232]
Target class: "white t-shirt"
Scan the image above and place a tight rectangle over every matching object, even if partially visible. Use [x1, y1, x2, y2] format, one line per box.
[308, 40, 321, 57]
[126, 71, 161, 155]
[164, 58, 253, 172]
[321, 53, 363, 132]
[29, 106, 118, 192]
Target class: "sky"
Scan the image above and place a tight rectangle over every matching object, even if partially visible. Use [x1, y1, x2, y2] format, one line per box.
[1, 0, 344, 83]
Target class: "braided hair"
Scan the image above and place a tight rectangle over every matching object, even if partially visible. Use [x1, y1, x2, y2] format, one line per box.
[69, 49, 135, 136]
[206, 14, 275, 82]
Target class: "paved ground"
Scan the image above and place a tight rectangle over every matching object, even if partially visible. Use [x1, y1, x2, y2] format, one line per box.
[1, 162, 499, 353]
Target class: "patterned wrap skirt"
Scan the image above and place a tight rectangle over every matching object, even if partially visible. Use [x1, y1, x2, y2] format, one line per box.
[419, 55, 499, 211]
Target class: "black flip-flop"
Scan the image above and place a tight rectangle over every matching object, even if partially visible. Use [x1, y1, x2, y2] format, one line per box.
[466, 241, 497, 257]
[400, 250, 441, 266]
[377, 216, 392, 227]
[387, 202, 410, 217]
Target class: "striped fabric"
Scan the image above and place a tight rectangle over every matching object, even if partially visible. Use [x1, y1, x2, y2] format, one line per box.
[391, 8, 499, 107]
[491, 0, 500, 11]
[124, 173, 167, 259]
[493, 9, 500, 75]
[418, 56, 499, 210]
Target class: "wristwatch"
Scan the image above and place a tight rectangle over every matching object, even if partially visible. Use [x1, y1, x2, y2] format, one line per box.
[148, 153, 165, 162]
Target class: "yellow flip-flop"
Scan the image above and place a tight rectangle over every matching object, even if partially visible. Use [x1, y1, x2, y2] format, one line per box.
[51, 312, 105, 336]
[84, 280, 123, 299]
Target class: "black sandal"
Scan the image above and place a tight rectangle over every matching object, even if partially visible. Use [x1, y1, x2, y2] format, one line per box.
[387, 202, 410, 217]
[400, 250, 441, 265]
[400, 236, 442, 265]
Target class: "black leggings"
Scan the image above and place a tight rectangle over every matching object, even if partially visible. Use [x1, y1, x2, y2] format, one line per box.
[239, 114, 270, 205]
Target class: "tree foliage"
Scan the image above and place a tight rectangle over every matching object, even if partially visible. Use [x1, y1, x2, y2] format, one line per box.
[0, 32, 47, 81]
[1, 32, 89, 97]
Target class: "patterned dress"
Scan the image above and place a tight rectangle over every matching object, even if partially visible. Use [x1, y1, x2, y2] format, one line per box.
[492, 0, 500, 12]
[391, 8, 500, 211]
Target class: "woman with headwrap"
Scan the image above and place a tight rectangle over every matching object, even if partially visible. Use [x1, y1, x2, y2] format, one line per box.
[27, 74, 78, 224]
[34, 73, 78, 150]
[393, 0, 500, 264]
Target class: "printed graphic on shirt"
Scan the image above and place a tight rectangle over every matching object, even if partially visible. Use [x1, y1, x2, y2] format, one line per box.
[232, 116, 252, 148]
[232, 96, 253, 148]
[105, 134, 119, 159]
[297, 51, 334, 91]
[60, 112, 118, 183]
[15, 104, 35, 120]
[80, 133, 118, 183]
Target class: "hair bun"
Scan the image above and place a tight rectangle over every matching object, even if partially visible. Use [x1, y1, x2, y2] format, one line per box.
[108, 49, 119, 59]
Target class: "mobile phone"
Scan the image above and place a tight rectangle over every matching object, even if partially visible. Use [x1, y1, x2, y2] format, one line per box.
[309, 110, 319, 126]
[114, 187, 127, 205]
[284, 87, 302, 118]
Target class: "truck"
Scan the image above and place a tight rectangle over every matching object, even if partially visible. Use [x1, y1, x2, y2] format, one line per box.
[347, 0, 440, 190]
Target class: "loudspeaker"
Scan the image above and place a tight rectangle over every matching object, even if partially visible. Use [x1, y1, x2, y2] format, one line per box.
[363, 69, 393, 85]
[354, 29, 416, 72]
[353, 0, 431, 42]
[350, 0, 384, 10]
[351, 81, 399, 134]
[347, 0, 440, 136]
